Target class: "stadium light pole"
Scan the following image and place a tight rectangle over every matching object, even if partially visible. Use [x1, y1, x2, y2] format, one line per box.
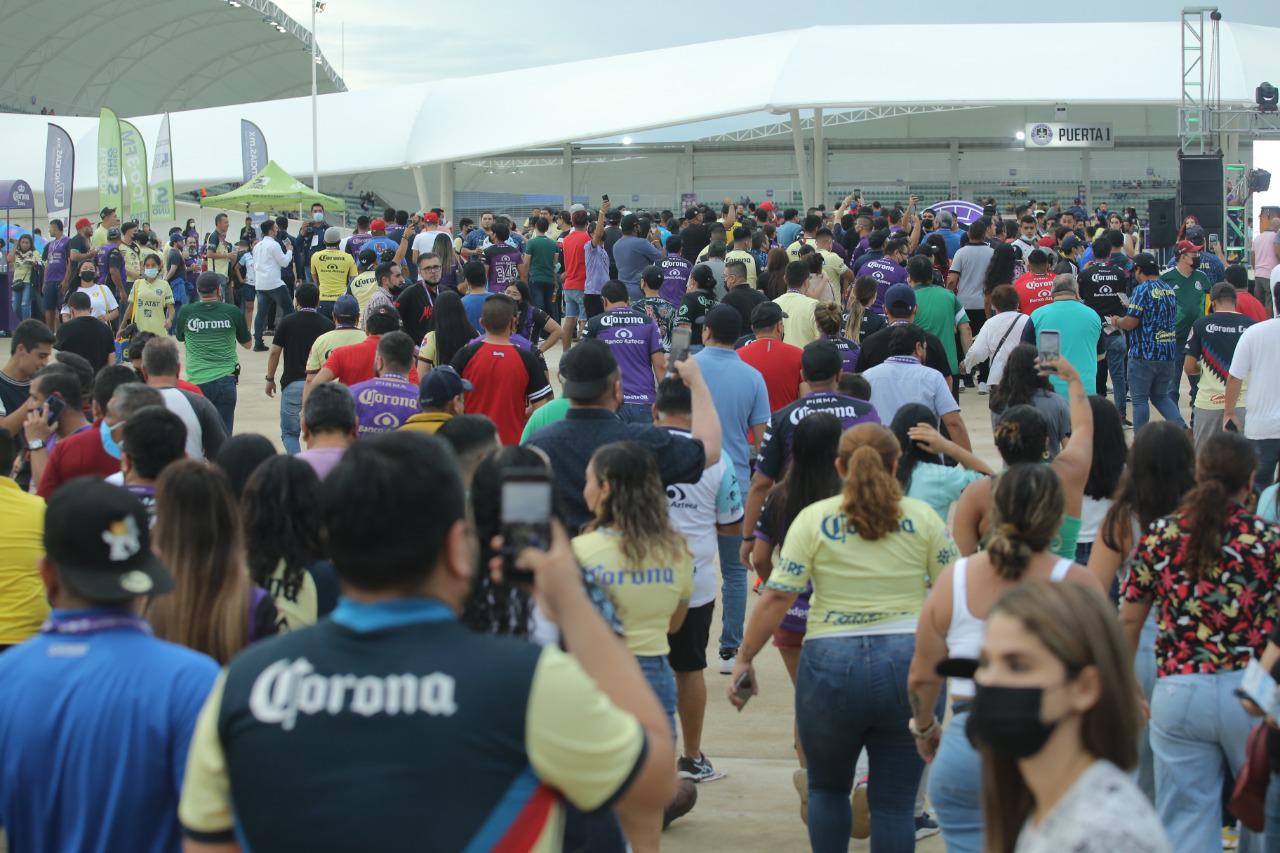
[310, 0, 323, 193]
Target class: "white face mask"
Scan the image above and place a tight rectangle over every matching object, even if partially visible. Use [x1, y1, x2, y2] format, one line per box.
[143, 267, 159, 279]
[313, 212, 324, 222]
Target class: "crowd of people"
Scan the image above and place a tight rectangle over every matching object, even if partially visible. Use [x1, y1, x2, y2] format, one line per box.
[3, 189, 1280, 853]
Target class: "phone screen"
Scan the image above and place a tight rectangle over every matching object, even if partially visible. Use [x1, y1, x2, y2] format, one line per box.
[500, 471, 552, 583]
[668, 325, 692, 372]
[1037, 330, 1061, 370]
[502, 480, 552, 525]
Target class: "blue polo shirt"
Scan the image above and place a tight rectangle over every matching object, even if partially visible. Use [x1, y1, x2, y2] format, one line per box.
[693, 346, 771, 493]
[1026, 298, 1102, 396]
[0, 608, 218, 853]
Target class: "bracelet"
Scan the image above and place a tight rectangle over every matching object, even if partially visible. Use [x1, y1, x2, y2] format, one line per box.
[908, 716, 939, 739]
[265, 376, 275, 382]
[742, 535, 755, 543]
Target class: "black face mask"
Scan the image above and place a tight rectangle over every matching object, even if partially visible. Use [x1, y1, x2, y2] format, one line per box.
[965, 684, 1060, 758]
[79, 270, 96, 282]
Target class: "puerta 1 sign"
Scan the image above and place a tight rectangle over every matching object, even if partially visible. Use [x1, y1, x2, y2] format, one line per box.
[1024, 122, 1114, 149]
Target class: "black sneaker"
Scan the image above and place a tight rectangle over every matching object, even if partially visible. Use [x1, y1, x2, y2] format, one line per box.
[915, 812, 941, 840]
[253, 343, 269, 352]
[677, 753, 726, 783]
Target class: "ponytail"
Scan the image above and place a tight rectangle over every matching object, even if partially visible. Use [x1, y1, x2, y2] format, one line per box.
[838, 424, 902, 541]
[987, 463, 1063, 579]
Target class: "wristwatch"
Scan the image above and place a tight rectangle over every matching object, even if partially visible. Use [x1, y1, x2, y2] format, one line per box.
[742, 534, 755, 544]
[27, 438, 46, 452]
[264, 376, 275, 382]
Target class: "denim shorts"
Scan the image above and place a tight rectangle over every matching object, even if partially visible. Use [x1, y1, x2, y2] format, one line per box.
[636, 654, 677, 739]
[563, 288, 585, 318]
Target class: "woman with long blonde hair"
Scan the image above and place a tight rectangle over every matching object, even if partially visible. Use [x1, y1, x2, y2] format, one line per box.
[731, 423, 958, 852]
[146, 460, 278, 664]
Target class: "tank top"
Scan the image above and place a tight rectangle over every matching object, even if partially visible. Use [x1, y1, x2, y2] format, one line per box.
[947, 555, 1072, 698]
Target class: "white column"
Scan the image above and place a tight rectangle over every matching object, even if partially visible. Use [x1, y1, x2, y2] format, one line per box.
[562, 144, 574, 210]
[439, 161, 454, 224]
[679, 144, 694, 208]
[310, 2, 319, 192]
[813, 108, 826, 209]
[790, 110, 810, 210]
[411, 166, 429, 213]
[1081, 150, 1093, 211]
[949, 139, 960, 199]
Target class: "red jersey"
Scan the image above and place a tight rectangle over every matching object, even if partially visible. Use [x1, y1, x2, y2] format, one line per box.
[177, 378, 204, 396]
[450, 341, 553, 445]
[561, 230, 590, 292]
[1013, 272, 1056, 315]
[37, 422, 119, 498]
[322, 335, 419, 388]
[738, 338, 804, 412]
[1236, 290, 1269, 323]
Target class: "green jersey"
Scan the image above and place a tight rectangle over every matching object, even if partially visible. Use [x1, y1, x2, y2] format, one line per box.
[524, 235, 558, 284]
[912, 283, 969, 373]
[1159, 267, 1210, 342]
[175, 300, 250, 385]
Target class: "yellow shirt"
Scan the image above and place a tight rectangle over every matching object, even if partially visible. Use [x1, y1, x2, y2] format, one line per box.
[769, 494, 957, 640]
[817, 249, 848, 294]
[725, 248, 758, 287]
[91, 225, 109, 249]
[206, 235, 233, 278]
[127, 277, 175, 335]
[785, 237, 817, 261]
[306, 327, 366, 374]
[0, 478, 47, 644]
[773, 291, 821, 346]
[266, 560, 318, 632]
[349, 270, 378, 316]
[118, 241, 144, 282]
[309, 248, 358, 301]
[572, 529, 692, 657]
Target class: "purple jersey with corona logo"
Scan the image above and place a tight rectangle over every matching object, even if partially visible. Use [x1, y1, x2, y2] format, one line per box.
[348, 375, 419, 435]
[345, 232, 372, 261]
[658, 256, 693, 307]
[45, 235, 71, 287]
[95, 242, 123, 288]
[484, 244, 523, 293]
[860, 256, 908, 314]
[584, 307, 663, 405]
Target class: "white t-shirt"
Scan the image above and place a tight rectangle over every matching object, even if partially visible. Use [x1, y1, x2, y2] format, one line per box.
[60, 283, 119, 320]
[1013, 760, 1170, 853]
[411, 230, 450, 256]
[662, 429, 744, 608]
[1228, 317, 1280, 439]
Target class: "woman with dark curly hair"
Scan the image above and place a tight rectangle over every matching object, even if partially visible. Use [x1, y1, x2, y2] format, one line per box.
[988, 344, 1071, 456]
[983, 242, 1020, 305]
[763, 247, 790, 300]
[242, 455, 339, 631]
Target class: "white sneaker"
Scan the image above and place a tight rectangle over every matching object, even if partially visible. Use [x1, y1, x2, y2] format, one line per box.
[977, 381, 989, 395]
[719, 652, 735, 675]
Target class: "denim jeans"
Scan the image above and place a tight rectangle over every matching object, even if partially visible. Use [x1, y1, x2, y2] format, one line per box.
[1267, 770, 1280, 853]
[617, 403, 653, 426]
[718, 533, 746, 655]
[928, 708, 983, 852]
[280, 381, 304, 454]
[199, 375, 238, 436]
[1150, 669, 1262, 853]
[1102, 332, 1128, 418]
[529, 280, 555, 316]
[1128, 357, 1185, 431]
[10, 281, 31, 323]
[636, 654, 676, 739]
[254, 286, 293, 345]
[796, 634, 922, 853]
[1135, 614, 1158, 802]
[1252, 438, 1280, 494]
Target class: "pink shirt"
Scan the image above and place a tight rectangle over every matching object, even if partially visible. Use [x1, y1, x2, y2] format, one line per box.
[1252, 231, 1279, 280]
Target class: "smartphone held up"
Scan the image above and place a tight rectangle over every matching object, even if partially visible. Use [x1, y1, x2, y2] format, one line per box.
[499, 468, 553, 584]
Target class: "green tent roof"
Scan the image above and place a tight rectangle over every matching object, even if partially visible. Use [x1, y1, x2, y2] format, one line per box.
[199, 160, 345, 212]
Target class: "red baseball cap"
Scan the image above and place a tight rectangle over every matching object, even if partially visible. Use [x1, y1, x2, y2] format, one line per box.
[370, 218, 387, 232]
[1174, 240, 1199, 256]
[424, 211, 439, 223]
[757, 201, 774, 212]
[74, 217, 92, 230]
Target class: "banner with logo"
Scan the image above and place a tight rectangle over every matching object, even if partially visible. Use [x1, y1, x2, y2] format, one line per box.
[44, 124, 74, 225]
[97, 107, 122, 214]
[240, 120, 268, 184]
[120, 120, 150, 224]
[926, 200, 985, 226]
[1024, 122, 1114, 149]
[149, 114, 176, 222]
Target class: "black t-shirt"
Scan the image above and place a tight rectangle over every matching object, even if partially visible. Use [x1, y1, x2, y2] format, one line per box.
[722, 286, 767, 332]
[64, 235, 90, 284]
[0, 370, 31, 416]
[1077, 260, 1129, 323]
[757, 391, 879, 481]
[679, 224, 711, 263]
[859, 311, 887, 341]
[165, 247, 186, 284]
[395, 282, 437, 345]
[675, 290, 717, 341]
[273, 309, 334, 387]
[55, 316, 116, 374]
[855, 321, 952, 381]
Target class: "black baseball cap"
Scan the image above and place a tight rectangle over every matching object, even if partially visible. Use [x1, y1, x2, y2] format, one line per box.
[560, 339, 618, 400]
[1185, 224, 1207, 246]
[196, 272, 223, 295]
[801, 340, 843, 382]
[100, 206, 116, 217]
[1131, 252, 1160, 276]
[45, 479, 173, 602]
[420, 365, 473, 408]
[704, 304, 742, 342]
[620, 213, 640, 233]
[750, 302, 787, 329]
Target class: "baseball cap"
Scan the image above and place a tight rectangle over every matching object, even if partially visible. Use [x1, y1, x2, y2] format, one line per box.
[884, 283, 917, 314]
[1185, 224, 1207, 246]
[801, 340, 843, 382]
[1174, 240, 1199, 257]
[45, 479, 173, 602]
[704, 304, 742, 342]
[333, 294, 360, 319]
[620, 213, 640, 233]
[568, 203, 586, 214]
[324, 226, 342, 244]
[74, 217, 92, 230]
[750, 302, 787, 329]
[757, 200, 775, 212]
[1132, 252, 1160, 276]
[370, 218, 387, 232]
[1060, 234, 1082, 252]
[419, 365, 473, 408]
[1066, 205, 1088, 220]
[106, 226, 121, 240]
[196, 272, 223, 295]
[424, 211, 439, 223]
[559, 339, 618, 400]
[100, 205, 116, 217]
[358, 248, 377, 266]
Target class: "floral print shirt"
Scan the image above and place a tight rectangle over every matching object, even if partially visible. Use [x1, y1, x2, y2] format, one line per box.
[1122, 505, 1280, 677]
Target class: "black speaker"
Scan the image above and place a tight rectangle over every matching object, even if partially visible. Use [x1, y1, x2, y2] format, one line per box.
[1179, 153, 1223, 238]
[1147, 198, 1177, 248]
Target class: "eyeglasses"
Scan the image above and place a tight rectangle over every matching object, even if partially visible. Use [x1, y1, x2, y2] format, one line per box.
[422, 265, 442, 271]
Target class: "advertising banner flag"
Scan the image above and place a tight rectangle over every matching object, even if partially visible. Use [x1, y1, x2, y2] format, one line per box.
[97, 107, 122, 213]
[149, 114, 176, 221]
[45, 124, 74, 224]
[120, 120, 150, 223]
[241, 120, 268, 184]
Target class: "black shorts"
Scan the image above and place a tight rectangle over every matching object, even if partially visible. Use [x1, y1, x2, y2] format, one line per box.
[583, 293, 605, 320]
[667, 601, 714, 673]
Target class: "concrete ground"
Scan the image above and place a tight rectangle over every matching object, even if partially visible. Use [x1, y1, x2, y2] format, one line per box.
[226, 341, 1188, 852]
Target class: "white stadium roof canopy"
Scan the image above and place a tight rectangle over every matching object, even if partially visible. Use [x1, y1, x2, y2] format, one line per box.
[1, 20, 1275, 202]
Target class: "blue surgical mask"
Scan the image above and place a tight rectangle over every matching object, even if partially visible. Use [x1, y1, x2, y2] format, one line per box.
[313, 212, 324, 222]
[143, 267, 159, 279]
[100, 419, 123, 460]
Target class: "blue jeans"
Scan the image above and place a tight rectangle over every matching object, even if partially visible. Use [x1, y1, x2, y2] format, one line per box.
[796, 634, 922, 853]
[1267, 770, 1280, 853]
[636, 654, 676, 739]
[10, 281, 31, 323]
[254, 286, 293, 345]
[1135, 614, 1158, 802]
[1128, 357, 1185, 431]
[199, 375, 238, 436]
[280, 381, 304, 454]
[1251, 438, 1280, 495]
[928, 708, 983, 852]
[718, 533, 746, 655]
[529, 280, 555, 316]
[1102, 332, 1128, 418]
[617, 403, 653, 426]
[1150, 670, 1262, 853]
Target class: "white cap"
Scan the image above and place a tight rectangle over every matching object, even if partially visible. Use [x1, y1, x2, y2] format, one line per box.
[568, 203, 586, 214]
